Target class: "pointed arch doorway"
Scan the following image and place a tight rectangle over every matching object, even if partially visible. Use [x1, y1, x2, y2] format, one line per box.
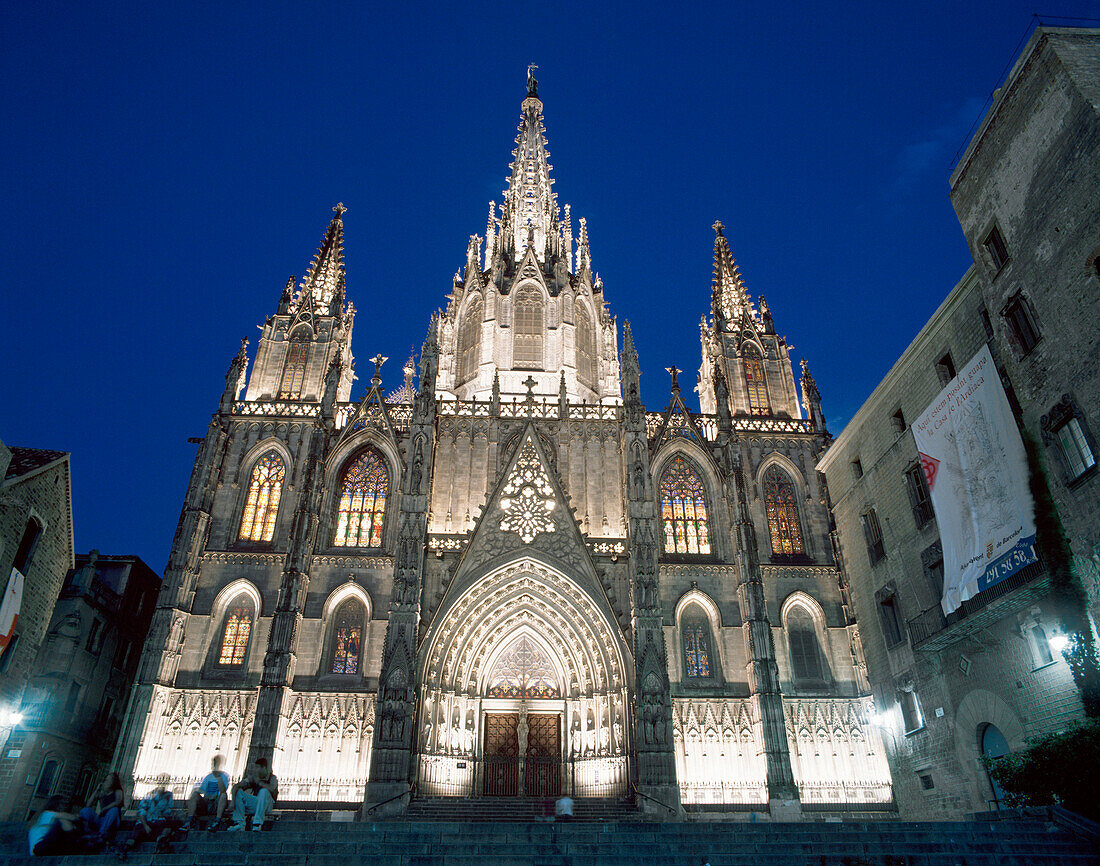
[482, 634, 563, 796]
[417, 557, 631, 799]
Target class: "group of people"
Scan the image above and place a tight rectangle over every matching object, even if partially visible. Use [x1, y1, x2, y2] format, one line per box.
[28, 755, 279, 856]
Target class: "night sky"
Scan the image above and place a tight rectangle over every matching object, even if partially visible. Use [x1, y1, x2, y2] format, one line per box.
[3, 2, 1095, 574]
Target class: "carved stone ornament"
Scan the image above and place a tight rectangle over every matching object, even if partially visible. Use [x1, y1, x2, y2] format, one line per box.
[499, 438, 556, 543]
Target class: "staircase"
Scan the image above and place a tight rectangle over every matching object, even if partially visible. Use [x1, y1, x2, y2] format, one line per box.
[3, 811, 1098, 866]
[404, 796, 640, 822]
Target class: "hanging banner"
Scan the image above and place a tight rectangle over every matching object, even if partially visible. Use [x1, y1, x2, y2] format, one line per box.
[912, 345, 1037, 615]
[0, 567, 24, 655]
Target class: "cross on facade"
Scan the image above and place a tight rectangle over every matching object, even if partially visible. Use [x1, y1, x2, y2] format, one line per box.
[665, 365, 681, 391]
[522, 375, 538, 395]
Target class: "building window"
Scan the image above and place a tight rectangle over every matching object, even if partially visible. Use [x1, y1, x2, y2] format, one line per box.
[1028, 622, 1055, 668]
[330, 599, 364, 675]
[936, 352, 956, 385]
[787, 606, 824, 681]
[876, 584, 904, 647]
[575, 301, 596, 387]
[851, 458, 863, 480]
[742, 343, 770, 416]
[1003, 295, 1040, 355]
[763, 467, 804, 558]
[861, 508, 886, 565]
[900, 690, 923, 733]
[238, 452, 285, 543]
[922, 541, 944, 601]
[892, 408, 906, 435]
[85, 620, 102, 654]
[659, 456, 711, 555]
[513, 285, 544, 368]
[64, 682, 81, 715]
[982, 225, 1009, 273]
[278, 332, 310, 399]
[905, 463, 934, 528]
[1041, 395, 1097, 483]
[34, 759, 60, 798]
[919, 773, 935, 791]
[12, 517, 42, 574]
[456, 296, 482, 384]
[217, 603, 253, 666]
[334, 450, 389, 548]
[680, 607, 713, 679]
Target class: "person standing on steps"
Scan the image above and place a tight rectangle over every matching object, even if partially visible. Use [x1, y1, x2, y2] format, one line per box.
[228, 757, 278, 831]
[554, 793, 574, 822]
[184, 754, 231, 830]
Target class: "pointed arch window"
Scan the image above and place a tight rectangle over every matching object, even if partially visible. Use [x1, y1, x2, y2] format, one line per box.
[743, 343, 770, 416]
[575, 301, 596, 387]
[681, 606, 713, 678]
[787, 606, 823, 681]
[218, 601, 253, 666]
[513, 285, 544, 368]
[329, 599, 364, 674]
[486, 634, 560, 698]
[279, 330, 310, 399]
[457, 296, 482, 384]
[764, 466, 804, 557]
[238, 452, 285, 542]
[659, 456, 711, 555]
[334, 450, 389, 548]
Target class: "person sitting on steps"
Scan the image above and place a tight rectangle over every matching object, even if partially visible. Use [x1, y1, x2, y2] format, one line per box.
[228, 757, 278, 831]
[183, 754, 230, 830]
[79, 773, 124, 842]
[28, 796, 83, 856]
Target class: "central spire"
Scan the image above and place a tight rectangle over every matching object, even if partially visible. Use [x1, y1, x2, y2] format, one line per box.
[500, 68, 560, 264]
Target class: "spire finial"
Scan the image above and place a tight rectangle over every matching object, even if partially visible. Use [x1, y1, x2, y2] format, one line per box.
[666, 365, 682, 393]
[526, 63, 539, 97]
[370, 354, 387, 388]
[712, 220, 724, 235]
[334, 202, 347, 218]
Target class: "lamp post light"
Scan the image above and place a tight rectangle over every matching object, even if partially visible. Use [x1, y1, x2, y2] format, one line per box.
[1048, 633, 1070, 654]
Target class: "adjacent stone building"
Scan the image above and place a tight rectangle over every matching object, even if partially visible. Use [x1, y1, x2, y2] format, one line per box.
[0, 553, 159, 821]
[0, 440, 75, 818]
[116, 73, 892, 817]
[818, 26, 1100, 819]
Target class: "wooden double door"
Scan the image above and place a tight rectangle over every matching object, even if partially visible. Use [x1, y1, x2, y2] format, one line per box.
[483, 712, 561, 797]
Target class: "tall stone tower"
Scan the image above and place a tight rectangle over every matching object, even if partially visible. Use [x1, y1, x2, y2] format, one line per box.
[117, 72, 891, 818]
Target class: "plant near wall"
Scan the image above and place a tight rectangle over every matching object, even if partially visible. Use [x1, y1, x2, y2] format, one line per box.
[1022, 430, 1100, 717]
[983, 718, 1100, 820]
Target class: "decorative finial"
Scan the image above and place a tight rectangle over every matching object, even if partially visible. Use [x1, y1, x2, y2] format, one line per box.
[712, 220, 724, 235]
[666, 365, 682, 392]
[526, 63, 539, 97]
[334, 203, 347, 218]
[370, 354, 387, 387]
[522, 375, 538, 399]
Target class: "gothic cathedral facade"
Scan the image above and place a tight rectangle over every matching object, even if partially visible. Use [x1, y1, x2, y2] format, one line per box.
[116, 78, 892, 815]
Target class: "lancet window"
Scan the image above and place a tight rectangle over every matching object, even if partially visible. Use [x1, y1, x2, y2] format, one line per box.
[238, 452, 285, 543]
[330, 599, 364, 675]
[659, 456, 711, 555]
[334, 450, 389, 548]
[575, 301, 596, 386]
[513, 285, 544, 368]
[763, 466, 804, 557]
[456, 297, 482, 384]
[681, 607, 713, 679]
[279, 331, 310, 399]
[743, 343, 770, 415]
[786, 606, 824, 681]
[218, 601, 253, 666]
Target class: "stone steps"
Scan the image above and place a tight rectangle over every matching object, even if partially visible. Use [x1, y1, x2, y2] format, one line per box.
[3, 814, 1097, 866]
[404, 797, 639, 822]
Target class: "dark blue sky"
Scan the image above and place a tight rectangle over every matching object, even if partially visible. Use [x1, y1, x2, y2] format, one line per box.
[3, 1, 1095, 573]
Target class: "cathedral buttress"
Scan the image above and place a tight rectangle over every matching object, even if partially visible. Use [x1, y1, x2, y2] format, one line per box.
[244, 204, 356, 404]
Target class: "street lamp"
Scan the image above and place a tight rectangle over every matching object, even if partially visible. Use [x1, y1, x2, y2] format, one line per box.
[1048, 633, 1070, 653]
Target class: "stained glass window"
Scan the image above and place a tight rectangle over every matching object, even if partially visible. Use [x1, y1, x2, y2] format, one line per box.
[743, 343, 770, 416]
[334, 450, 388, 548]
[486, 635, 561, 698]
[659, 456, 711, 555]
[279, 333, 310, 399]
[763, 466, 804, 556]
[575, 301, 595, 386]
[514, 285, 543, 368]
[238, 452, 285, 542]
[218, 603, 252, 666]
[682, 611, 712, 678]
[330, 600, 364, 674]
[457, 297, 482, 384]
[787, 607, 823, 680]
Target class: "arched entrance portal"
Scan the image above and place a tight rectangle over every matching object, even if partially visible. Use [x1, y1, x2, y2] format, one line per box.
[417, 558, 630, 798]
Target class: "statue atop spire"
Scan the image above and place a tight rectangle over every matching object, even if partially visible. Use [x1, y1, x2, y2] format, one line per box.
[527, 63, 539, 97]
